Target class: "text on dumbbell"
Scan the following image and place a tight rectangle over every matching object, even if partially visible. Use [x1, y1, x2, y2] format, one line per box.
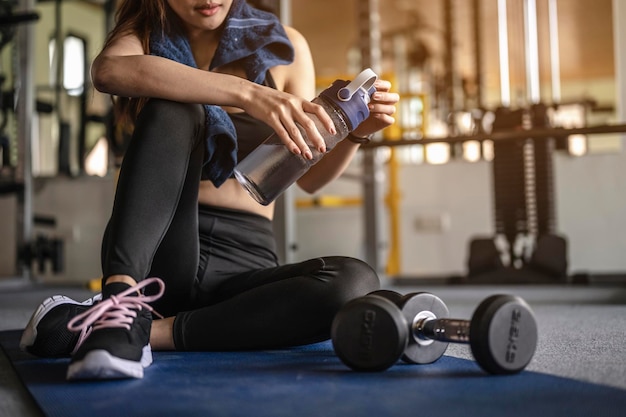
[506, 309, 522, 363]
[358, 310, 376, 361]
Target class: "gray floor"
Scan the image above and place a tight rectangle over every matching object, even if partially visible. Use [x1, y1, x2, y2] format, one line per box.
[1, 281, 625, 417]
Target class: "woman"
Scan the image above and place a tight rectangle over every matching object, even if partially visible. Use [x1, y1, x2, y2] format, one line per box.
[20, 0, 398, 380]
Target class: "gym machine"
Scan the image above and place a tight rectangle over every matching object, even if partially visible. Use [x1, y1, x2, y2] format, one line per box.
[1, 0, 112, 285]
[358, 0, 626, 284]
[0, 0, 64, 285]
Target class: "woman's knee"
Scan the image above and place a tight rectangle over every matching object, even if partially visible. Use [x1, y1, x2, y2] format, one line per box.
[142, 99, 204, 125]
[137, 99, 205, 143]
[323, 256, 380, 305]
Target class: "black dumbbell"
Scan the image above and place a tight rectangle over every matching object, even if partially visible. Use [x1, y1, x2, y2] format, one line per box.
[331, 291, 538, 374]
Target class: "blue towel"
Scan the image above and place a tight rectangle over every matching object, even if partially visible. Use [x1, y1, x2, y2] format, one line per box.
[212, 0, 294, 84]
[149, 0, 294, 186]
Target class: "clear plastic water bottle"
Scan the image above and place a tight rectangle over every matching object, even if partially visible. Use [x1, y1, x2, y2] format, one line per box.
[234, 68, 378, 206]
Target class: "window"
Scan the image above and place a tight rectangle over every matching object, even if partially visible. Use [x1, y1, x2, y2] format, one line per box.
[49, 34, 86, 96]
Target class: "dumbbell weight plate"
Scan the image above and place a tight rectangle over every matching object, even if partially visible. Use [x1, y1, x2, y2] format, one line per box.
[469, 294, 538, 374]
[331, 295, 409, 372]
[398, 292, 450, 364]
[367, 289, 404, 305]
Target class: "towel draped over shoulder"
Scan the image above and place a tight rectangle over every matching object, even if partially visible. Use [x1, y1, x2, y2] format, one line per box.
[149, 0, 294, 187]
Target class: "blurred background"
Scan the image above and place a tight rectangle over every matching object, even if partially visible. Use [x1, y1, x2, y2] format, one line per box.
[0, 0, 624, 287]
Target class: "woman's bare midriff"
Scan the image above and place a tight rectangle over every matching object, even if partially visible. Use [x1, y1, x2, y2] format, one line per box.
[196, 68, 285, 221]
[198, 178, 275, 220]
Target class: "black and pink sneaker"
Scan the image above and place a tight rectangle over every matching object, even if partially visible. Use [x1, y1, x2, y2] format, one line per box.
[66, 277, 165, 380]
[20, 293, 103, 358]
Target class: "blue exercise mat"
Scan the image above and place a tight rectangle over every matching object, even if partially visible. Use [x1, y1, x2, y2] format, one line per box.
[1, 329, 624, 417]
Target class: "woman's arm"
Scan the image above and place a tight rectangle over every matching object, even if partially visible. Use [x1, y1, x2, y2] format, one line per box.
[90, 33, 333, 157]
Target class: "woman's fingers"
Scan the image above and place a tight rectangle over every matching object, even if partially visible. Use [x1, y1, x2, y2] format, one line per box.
[270, 97, 332, 159]
[248, 81, 399, 158]
[349, 80, 399, 138]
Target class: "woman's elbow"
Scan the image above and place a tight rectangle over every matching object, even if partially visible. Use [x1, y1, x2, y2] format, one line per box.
[90, 56, 117, 93]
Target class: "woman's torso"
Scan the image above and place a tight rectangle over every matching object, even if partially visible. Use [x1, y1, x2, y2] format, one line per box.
[198, 65, 289, 220]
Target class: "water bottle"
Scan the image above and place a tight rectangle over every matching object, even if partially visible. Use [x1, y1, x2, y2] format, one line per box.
[234, 68, 378, 206]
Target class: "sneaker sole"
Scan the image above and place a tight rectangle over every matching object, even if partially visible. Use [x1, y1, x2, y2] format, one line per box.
[66, 344, 153, 380]
[19, 293, 103, 354]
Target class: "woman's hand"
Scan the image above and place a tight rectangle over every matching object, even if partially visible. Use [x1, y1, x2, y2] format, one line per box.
[295, 79, 398, 193]
[350, 79, 399, 139]
[241, 83, 334, 160]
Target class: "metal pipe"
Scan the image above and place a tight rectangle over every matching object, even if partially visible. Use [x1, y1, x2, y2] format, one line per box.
[473, 0, 484, 109]
[385, 145, 401, 277]
[358, 0, 385, 274]
[15, 0, 37, 281]
[273, 0, 296, 265]
[548, 0, 561, 103]
[444, 0, 456, 120]
[362, 123, 626, 147]
[497, 0, 511, 106]
[614, 0, 626, 127]
[279, 0, 291, 25]
[524, 0, 540, 104]
[359, 0, 382, 75]
[55, 0, 63, 112]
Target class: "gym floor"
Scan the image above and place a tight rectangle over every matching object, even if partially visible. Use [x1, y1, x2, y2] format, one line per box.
[1, 280, 625, 416]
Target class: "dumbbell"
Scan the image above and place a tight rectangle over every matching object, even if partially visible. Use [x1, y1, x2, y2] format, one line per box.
[331, 291, 538, 374]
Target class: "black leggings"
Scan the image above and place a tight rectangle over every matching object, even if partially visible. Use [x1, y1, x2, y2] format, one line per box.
[101, 99, 380, 351]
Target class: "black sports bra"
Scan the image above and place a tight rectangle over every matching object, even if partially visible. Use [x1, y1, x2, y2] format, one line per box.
[228, 72, 277, 162]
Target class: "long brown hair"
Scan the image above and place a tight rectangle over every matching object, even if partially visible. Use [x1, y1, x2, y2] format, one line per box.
[104, 0, 171, 130]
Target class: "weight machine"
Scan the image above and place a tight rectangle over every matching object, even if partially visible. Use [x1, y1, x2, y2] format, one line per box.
[0, 0, 113, 286]
[0, 0, 47, 287]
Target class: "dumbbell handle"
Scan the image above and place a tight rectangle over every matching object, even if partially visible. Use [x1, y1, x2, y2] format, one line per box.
[414, 318, 471, 344]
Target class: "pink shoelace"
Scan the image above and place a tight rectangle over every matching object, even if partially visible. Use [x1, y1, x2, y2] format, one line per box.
[67, 277, 165, 354]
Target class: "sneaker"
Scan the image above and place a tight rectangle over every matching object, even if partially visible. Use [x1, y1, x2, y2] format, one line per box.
[20, 293, 103, 357]
[66, 277, 165, 380]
